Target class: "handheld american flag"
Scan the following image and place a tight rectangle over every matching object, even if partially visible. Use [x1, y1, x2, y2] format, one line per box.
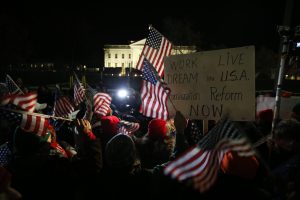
[136, 26, 172, 77]
[86, 85, 112, 117]
[1, 92, 37, 113]
[164, 118, 255, 193]
[0, 109, 49, 136]
[53, 87, 74, 118]
[5, 75, 23, 95]
[117, 120, 140, 136]
[139, 59, 170, 120]
[73, 73, 85, 106]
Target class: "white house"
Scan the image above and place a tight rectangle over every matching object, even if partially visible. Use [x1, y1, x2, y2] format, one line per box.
[103, 39, 196, 69]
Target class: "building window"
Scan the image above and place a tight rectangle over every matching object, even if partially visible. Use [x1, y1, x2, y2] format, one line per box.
[108, 53, 111, 58]
[122, 63, 124, 67]
[129, 54, 131, 59]
[128, 63, 131, 67]
[108, 62, 111, 67]
[122, 54, 124, 59]
[115, 54, 118, 59]
[115, 63, 118, 67]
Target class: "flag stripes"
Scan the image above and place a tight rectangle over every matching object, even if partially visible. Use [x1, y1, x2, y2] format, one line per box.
[164, 118, 255, 193]
[139, 59, 170, 120]
[21, 113, 49, 136]
[53, 96, 74, 117]
[117, 120, 140, 136]
[94, 92, 112, 117]
[140, 81, 169, 120]
[1, 92, 37, 112]
[136, 27, 172, 77]
[74, 82, 85, 106]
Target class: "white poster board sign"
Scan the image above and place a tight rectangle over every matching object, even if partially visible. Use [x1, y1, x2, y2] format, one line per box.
[165, 46, 255, 121]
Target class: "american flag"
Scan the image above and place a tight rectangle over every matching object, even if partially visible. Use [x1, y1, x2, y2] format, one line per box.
[94, 93, 112, 117]
[136, 26, 172, 77]
[0, 109, 49, 136]
[73, 74, 85, 106]
[140, 59, 170, 120]
[87, 85, 112, 117]
[186, 120, 204, 145]
[117, 120, 140, 136]
[53, 88, 74, 118]
[164, 118, 255, 193]
[1, 92, 37, 113]
[0, 142, 11, 166]
[5, 75, 23, 95]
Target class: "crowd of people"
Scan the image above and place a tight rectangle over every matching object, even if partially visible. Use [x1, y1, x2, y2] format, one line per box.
[0, 80, 300, 200]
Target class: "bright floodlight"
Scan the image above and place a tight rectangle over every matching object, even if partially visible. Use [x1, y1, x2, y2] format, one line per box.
[117, 89, 128, 98]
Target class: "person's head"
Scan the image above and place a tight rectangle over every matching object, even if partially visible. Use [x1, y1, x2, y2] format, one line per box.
[147, 119, 176, 152]
[257, 109, 273, 124]
[100, 115, 120, 136]
[14, 127, 50, 155]
[147, 119, 167, 140]
[135, 118, 176, 168]
[55, 122, 75, 147]
[105, 134, 137, 171]
[273, 119, 300, 153]
[220, 151, 260, 180]
[93, 115, 120, 152]
[291, 103, 300, 122]
[256, 109, 274, 135]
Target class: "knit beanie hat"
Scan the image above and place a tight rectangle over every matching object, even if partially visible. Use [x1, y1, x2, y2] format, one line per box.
[257, 109, 273, 123]
[147, 119, 167, 140]
[14, 126, 45, 154]
[220, 151, 259, 180]
[100, 115, 120, 136]
[105, 133, 136, 169]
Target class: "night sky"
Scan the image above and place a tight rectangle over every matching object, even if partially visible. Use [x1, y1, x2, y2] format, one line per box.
[0, 0, 299, 67]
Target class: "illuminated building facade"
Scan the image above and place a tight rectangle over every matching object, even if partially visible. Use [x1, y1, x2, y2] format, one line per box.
[103, 39, 197, 69]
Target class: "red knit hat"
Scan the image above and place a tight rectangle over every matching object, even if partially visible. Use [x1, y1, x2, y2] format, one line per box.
[147, 119, 167, 140]
[258, 109, 274, 123]
[220, 151, 259, 180]
[100, 115, 120, 136]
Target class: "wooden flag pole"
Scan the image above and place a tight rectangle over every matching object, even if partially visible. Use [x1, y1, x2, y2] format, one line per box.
[69, 74, 73, 89]
[73, 71, 81, 85]
[168, 97, 177, 112]
[82, 75, 86, 88]
[253, 134, 272, 148]
[0, 107, 72, 121]
[202, 120, 209, 134]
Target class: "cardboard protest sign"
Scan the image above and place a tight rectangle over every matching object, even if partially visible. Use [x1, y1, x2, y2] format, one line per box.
[165, 46, 255, 121]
